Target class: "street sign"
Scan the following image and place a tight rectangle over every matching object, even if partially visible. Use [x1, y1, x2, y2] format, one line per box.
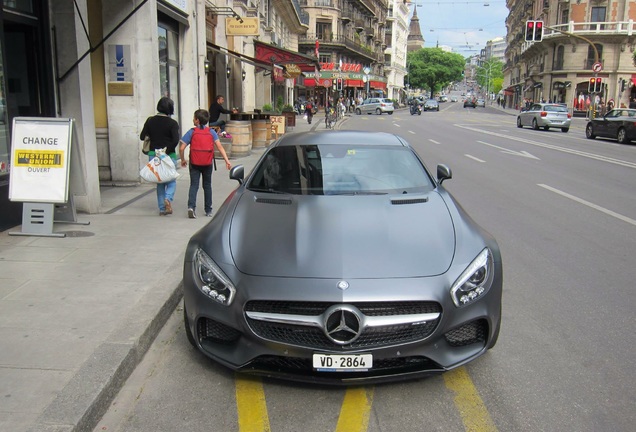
[592, 62, 603, 73]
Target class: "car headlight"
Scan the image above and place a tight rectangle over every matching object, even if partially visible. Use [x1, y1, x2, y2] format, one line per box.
[194, 248, 236, 306]
[450, 248, 493, 307]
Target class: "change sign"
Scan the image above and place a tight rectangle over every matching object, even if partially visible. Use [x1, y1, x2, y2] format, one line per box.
[9, 118, 73, 203]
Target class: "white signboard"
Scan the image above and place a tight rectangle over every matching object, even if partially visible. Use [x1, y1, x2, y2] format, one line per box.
[9, 118, 73, 203]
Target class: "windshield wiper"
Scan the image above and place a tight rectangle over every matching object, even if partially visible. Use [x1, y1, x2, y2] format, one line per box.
[248, 187, 290, 194]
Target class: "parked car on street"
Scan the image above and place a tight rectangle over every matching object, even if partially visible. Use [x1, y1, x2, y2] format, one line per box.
[516, 103, 571, 132]
[183, 131, 503, 385]
[585, 108, 636, 144]
[355, 98, 394, 115]
[423, 99, 439, 111]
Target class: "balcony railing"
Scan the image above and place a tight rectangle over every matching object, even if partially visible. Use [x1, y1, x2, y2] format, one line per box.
[299, 0, 336, 7]
[299, 33, 377, 61]
[544, 20, 635, 38]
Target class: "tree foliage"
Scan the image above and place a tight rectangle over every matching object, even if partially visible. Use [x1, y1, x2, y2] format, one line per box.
[406, 48, 465, 97]
[476, 59, 504, 96]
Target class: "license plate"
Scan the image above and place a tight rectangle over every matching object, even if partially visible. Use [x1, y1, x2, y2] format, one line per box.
[313, 353, 372, 372]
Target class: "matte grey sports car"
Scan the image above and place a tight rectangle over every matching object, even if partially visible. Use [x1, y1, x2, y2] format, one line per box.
[183, 131, 503, 384]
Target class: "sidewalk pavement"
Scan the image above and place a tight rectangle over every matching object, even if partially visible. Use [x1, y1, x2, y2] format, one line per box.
[0, 117, 318, 432]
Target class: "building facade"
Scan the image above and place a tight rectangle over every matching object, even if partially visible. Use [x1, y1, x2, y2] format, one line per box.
[504, 0, 636, 112]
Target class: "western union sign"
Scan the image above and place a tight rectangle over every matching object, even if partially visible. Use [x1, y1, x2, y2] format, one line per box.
[226, 17, 259, 36]
[15, 150, 64, 168]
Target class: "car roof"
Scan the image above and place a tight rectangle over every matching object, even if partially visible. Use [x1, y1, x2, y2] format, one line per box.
[272, 131, 410, 148]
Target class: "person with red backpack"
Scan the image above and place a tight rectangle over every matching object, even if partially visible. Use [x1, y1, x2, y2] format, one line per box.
[179, 109, 231, 218]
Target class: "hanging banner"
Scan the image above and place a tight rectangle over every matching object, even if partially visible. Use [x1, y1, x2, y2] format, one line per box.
[9, 118, 73, 203]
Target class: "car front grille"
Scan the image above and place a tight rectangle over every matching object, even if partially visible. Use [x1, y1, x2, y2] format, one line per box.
[443, 319, 487, 347]
[198, 317, 241, 345]
[245, 301, 442, 350]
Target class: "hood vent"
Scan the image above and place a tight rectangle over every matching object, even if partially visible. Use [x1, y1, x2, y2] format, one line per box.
[391, 198, 428, 205]
[255, 197, 292, 205]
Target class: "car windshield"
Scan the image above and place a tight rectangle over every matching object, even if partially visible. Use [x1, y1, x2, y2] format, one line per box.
[247, 144, 435, 195]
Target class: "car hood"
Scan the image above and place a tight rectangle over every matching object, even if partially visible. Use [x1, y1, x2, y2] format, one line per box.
[228, 192, 455, 278]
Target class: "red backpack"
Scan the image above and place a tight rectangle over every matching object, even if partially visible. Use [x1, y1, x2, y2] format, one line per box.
[189, 126, 214, 166]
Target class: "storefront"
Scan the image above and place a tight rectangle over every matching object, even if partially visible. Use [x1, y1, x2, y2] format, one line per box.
[0, 1, 56, 231]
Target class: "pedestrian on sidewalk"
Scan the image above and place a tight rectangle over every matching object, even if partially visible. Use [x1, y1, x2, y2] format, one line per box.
[139, 97, 180, 216]
[179, 109, 232, 219]
[304, 100, 313, 124]
[209, 95, 238, 138]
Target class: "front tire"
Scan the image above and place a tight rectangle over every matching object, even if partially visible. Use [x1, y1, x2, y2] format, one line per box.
[184, 304, 197, 347]
[561, 128, 569, 133]
[355, 108, 361, 115]
[617, 127, 629, 144]
[585, 123, 596, 139]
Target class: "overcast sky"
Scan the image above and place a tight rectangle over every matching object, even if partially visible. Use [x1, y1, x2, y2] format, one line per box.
[412, 0, 509, 54]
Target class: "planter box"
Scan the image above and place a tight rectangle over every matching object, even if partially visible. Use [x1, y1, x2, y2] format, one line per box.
[282, 111, 296, 129]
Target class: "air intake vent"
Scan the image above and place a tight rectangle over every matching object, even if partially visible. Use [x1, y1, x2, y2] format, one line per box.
[391, 198, 428, 205]
[255, 197, 292, 205]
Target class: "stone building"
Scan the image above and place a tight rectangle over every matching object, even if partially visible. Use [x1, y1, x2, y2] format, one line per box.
[504, 0, 636, 112]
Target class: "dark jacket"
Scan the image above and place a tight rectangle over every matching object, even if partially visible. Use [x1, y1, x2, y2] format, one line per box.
[209, 102, 233, 123]
[140, 114, 180, 155]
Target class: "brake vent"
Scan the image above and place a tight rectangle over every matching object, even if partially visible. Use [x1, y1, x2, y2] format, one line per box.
[255, 197, 292, 205]
[391, 198, 428, 205]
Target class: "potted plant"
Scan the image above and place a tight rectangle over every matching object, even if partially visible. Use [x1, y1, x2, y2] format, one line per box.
[282, 104, 296, 128]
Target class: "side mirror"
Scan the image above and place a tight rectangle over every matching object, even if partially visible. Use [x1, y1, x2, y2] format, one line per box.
[230, 165, 244, 184]
[437, 164, 452, 184]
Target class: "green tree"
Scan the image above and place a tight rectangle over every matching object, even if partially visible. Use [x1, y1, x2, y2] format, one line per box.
[476, 59, 504, 97]
[406, 48, 465, 98]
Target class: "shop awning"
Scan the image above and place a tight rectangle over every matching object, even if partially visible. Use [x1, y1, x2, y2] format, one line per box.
[207, 42, 272, 71]
[254, 40, 320, 72]
[370, 80, 387, 89]
[631, 74, 636, 87]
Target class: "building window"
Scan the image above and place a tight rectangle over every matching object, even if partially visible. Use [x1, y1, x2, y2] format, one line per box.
[560, 8, 569, 25]
[158, 21, 181, 126]
[554, 45, 564, 70]
[585, 44, 603, 69]
[316, 22, 332, 41]
[590, 7, 606, 30]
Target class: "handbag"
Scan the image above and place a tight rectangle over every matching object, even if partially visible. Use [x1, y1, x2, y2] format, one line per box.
[140, 148, 179, 183]
[142, 136, 151, 155]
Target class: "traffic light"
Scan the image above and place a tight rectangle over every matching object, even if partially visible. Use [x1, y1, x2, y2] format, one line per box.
[588, 77, 596, 93]
[525, 21, 535, 41]
[525, 21, 544, 41]
[534, 21, 543, 41]
[336, 78, 343, 91]
[594, 77, 602, 93]
[620, 79, 626, 93]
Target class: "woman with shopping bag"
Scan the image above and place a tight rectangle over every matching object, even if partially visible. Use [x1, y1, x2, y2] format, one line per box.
[139, 97, 180, 216]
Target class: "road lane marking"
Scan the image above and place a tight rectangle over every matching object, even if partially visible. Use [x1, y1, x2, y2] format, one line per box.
[409, 130, 416, 134]
[444, 367, 498, 432]
[455, 124, 636, 169]
[429, 139, 441, 145]
[335, 387, 375, 432]
[465, 154, 486, 163]
[538, 184, 636, 227]
[235, 375, 271, 432]
[476, 141, 539, 159]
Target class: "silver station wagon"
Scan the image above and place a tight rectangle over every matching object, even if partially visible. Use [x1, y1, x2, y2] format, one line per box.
[517, 103, 571, 132]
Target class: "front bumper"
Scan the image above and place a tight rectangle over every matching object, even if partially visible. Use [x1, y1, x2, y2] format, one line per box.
[183, 267, 502, 385]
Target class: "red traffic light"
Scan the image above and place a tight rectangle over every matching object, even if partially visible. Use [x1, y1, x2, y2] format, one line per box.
[525, 21, 535, 41]
[595, 77, 602, 92]
[534, 21, 543, 41]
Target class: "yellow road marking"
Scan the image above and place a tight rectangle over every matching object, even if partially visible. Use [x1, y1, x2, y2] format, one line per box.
[335, 387, 375, 432]
[443, 367, 498, 432]
[235, 375, 271, 432]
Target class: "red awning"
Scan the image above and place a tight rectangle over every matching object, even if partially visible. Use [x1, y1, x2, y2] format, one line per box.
[370, 81, 386, 89]
[632, 74, 636, 87]
[347, 79, 363, 87]
[303, 78, 333, 87]
[254, 40, 320, 72]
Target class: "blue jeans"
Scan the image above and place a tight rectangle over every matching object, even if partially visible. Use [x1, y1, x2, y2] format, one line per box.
[188, 163, 213, 213]
[149, 154, 177, 212]
[209, 119, 226, 132]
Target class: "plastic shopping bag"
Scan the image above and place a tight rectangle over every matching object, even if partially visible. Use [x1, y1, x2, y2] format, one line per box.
[140, 148, 179, 183]
[303, 114, 308, 120]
